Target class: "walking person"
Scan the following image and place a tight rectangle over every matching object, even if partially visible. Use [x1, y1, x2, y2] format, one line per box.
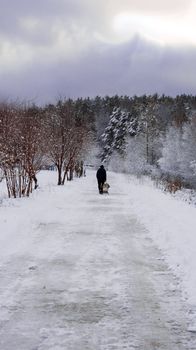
[96, 165, 106, 194]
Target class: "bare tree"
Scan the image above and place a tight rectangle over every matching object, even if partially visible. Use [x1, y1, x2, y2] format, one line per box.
[45, 99, 89, 185]
[0, 103, 26, 197]
[0, 102, 46, 198]
[20, 106, 46, 195]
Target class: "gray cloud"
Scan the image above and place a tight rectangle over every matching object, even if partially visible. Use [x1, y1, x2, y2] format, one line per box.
[107, 0, 193, 14]
[0, 0, 195, 104]
[0, 0, 192, 44]
[1, 37, 196, 104]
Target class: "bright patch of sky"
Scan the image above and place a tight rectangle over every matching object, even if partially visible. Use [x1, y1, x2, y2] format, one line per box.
[96, 1, 196, 46]
[111, 9, 196, 46]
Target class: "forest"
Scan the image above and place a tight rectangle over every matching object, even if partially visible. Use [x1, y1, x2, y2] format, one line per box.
[0, 93, 196, 198]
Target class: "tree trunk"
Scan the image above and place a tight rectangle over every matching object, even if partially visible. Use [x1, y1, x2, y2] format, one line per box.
[26, 178, 32, 197]
[4, 170, 11, 198]
[146, 121, 149, 163]
[57, 165, 62, 185]
[32, 174, 38, 189]
[62, 163, 70, 185]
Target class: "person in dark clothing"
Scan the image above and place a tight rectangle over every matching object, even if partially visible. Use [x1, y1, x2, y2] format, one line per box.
[96, 165, 106, 194]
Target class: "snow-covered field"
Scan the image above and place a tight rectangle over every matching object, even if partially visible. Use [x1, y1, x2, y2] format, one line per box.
[0, 170, 196, 349]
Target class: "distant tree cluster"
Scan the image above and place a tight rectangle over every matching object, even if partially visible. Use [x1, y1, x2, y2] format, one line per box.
[97, 94, 196, 190]
[1, 93, 196, 198]
[100, 95, 196, 191]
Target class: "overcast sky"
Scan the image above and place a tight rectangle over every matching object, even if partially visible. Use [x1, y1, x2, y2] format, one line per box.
[0, 0, 196, 104]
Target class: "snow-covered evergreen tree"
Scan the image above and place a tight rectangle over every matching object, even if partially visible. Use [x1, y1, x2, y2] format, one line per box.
[158, 126, 183, 178]
[179, 114, 196, 186]
[101, 107, 138, 162]
[158, 112, 196, 187]
[124, 135, 152, 175]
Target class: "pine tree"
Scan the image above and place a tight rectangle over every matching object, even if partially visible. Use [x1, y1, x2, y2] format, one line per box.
[179, 114, 196, 186]
[158, 126, 183, 179]
[101, 107, 138, 162]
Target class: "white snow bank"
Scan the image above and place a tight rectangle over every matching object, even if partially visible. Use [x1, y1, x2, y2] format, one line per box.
[117, 174, 196, 308]
[172, 188, 196, 207]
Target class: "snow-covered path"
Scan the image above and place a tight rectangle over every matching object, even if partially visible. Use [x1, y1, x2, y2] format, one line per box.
[0, 171, 195, 349]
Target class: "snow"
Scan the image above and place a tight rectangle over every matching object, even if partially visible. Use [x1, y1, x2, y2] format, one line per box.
[122, 175, 196, 305]
[0, 170, 196, 348]
[172, 187, 196, 207]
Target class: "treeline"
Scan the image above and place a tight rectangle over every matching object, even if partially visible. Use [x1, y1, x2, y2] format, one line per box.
[1, 93, 196, 198]
[0, 99, 94, 198]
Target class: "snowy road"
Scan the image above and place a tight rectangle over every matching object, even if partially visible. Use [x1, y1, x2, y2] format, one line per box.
[0, 171, 195, 349]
